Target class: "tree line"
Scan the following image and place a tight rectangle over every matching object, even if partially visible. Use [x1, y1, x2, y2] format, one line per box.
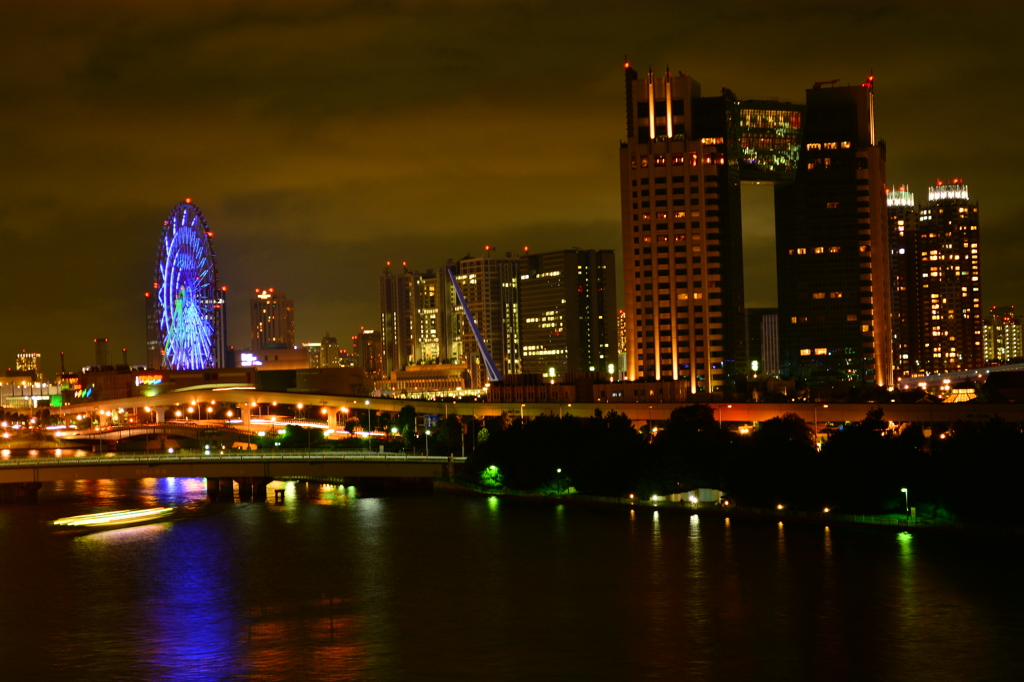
[464, 405, 1024, 525]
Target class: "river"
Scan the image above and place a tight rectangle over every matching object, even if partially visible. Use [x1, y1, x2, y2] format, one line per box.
[0, 478, 1021, 681]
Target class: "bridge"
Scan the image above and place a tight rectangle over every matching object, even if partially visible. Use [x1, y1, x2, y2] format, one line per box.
[42, 387, 1024, 428]
[0, 450, 465, 503]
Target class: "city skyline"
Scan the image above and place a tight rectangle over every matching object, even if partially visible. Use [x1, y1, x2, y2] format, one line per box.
[4, 2, 1023, 374]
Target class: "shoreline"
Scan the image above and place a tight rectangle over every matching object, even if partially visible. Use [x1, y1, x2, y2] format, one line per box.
[433, 479, 1024, 539]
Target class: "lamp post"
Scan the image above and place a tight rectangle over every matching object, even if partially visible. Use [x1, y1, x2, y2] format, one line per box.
[901, 487, 909, 517]
[425, 429, 431, 457]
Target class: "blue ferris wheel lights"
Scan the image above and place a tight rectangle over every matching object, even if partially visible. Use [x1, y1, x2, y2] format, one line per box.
[155, 200, 219, 370]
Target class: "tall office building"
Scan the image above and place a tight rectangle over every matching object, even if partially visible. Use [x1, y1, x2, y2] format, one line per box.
[619, 67, 743, 391]
[984, 306, 1022, 363]
[450, 249, 521, 385]
[250, 289, 294, 350]
[775, 78, 892, 386]
[915, 179, 982, 372]
[380, 266, 414, 374]
[518, 249, 617, 375]
[888, 185, 920, 377]
[379, 264, 447, 374]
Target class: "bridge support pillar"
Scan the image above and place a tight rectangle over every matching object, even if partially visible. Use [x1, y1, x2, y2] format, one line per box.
[206, 477, 221, 501]
[237, 477, 271, 502]
[218, 477, 235, 502]
[0, 482, 43, 504]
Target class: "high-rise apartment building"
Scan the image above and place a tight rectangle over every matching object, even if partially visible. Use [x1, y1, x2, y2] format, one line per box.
[984, 306, 1022, 363]
[250, 289, 294, 350]
[775, 79, 892, 386]
[518, 249, 617, 375]
[619, 67, 748, 392]
[916, 179, 982, 372]
[888, 185, 920, 377]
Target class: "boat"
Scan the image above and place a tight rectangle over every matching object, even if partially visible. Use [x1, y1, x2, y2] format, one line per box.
[52, 507, 175, 530]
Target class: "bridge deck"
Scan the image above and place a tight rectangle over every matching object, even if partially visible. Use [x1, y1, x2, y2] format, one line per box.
[0, 451, 465, 485]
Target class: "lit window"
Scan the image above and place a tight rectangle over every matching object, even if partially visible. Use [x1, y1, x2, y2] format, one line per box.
[826, 202, 839, 209]
[812, 292, 826, 299]
[814, 348, 827, 355]
[814, 247, 824, 254]
[800, 348, 812, 356]
[796, 248, 807, 255]
[829, 246, 840, 253]
[829, 292, 843, 299]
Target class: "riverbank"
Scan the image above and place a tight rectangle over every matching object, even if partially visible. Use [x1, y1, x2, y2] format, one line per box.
[434, 479, 1024, 538]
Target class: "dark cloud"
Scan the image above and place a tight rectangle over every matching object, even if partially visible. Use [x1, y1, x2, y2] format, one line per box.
[2, 0, 1023, 373]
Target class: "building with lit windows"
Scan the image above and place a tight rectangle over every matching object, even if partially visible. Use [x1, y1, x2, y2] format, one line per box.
[15, 351, 41, 377]
[518, 249, 617, 375]
[888, 185, 921, 376]
[250, 289, 294, 350]
[449, 249, 521, 386]
[620, 66, 750, 392]
[775, 79, 892, 386]
[914, 179, 982, 372]
[379, 264, 447, 375]
[984, 306, 1022, 363]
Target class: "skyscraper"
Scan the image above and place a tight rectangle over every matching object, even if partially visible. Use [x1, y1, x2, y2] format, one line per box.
[888, 185, 920, 377]
[379, 264, 447, 375]
[774, 78, 892, 386]
[450, 249, 521, 385]
[915, 179, 982, 372]
[518, 249, 617, 375]
[250, 289, 294, 350]
[619, 66, 746, 392]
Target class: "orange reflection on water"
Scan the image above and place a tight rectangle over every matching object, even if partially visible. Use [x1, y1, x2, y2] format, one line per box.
[244, 598, 369, 680]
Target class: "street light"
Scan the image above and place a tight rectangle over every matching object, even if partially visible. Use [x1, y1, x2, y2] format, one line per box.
[425, 429, 431, 457]
[901, 487, 909, 516]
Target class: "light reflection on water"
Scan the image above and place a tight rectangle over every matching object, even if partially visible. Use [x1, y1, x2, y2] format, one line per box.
[0, 480, 1022, 681]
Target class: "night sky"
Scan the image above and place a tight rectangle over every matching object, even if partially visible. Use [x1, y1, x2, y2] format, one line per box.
[3, 1, 1022, 375]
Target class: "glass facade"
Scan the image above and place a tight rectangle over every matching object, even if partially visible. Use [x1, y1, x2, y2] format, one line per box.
[738, 102, 804, 183]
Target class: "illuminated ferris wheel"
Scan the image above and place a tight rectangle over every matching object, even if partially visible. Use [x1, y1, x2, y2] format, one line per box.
[154, 199, 221, 370]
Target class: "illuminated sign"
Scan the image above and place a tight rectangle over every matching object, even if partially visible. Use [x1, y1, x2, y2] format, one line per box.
[73, 388, 94, 398]
[240, 353, 263, 367]
[135, 374, 164, 386]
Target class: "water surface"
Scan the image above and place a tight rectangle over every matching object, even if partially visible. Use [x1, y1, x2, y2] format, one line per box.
[0, 479, 1020, 681]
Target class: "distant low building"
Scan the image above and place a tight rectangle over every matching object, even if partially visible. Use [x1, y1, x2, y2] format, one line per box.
[984, 306, 1022, 363]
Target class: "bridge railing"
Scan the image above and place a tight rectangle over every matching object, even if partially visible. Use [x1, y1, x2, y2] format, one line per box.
[0, 451, 467, 469]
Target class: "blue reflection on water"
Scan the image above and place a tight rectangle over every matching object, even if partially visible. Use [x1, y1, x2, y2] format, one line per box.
[135, 516, 245, 682]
